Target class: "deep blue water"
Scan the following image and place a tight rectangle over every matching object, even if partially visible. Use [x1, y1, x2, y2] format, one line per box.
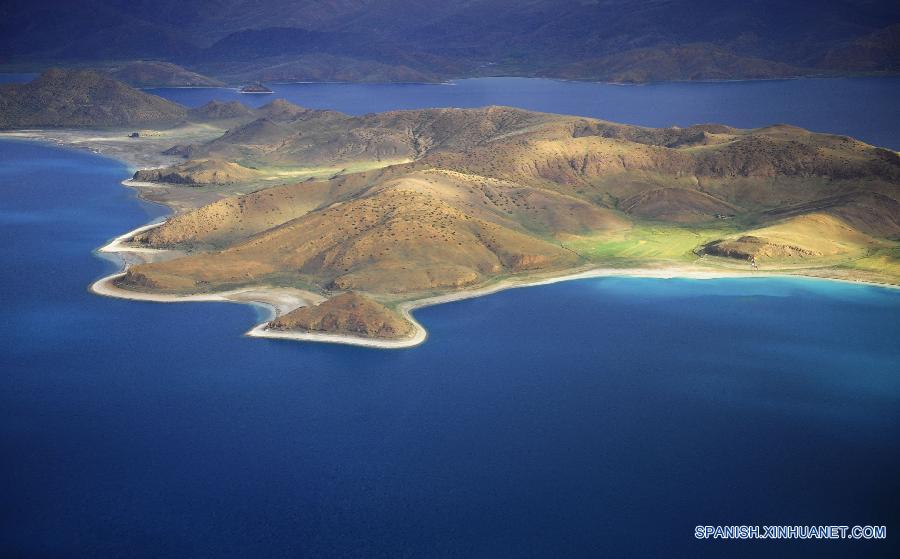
[146, 76, 900, 149]
[0, 73, 38, 84]
[2, 76, 900, 557]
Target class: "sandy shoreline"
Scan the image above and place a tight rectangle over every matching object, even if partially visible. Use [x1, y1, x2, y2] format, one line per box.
[91, 272, 321, 317]
[0, 130, 188, 171]
[97, 221, 169, 255]
[382, 265, 898, 349]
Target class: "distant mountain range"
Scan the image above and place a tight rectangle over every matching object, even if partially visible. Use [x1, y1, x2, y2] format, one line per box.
[2, 0, 898, 83]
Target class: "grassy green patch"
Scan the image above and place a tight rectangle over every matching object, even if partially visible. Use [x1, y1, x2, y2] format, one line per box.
[564, 224, 735, 265]
[841, 246, 900, 277]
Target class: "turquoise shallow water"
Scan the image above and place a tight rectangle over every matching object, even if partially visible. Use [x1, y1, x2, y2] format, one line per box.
[2, 75, 900, 557]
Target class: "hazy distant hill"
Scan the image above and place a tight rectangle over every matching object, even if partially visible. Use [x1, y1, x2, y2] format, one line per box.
[545, 44, 805, 83]
[108, 61, 224, 87]
[2, 0, 898, 82]
[0, 69, 186, 128]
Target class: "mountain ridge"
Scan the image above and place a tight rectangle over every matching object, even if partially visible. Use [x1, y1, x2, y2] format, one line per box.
[3, 1, 898, 83]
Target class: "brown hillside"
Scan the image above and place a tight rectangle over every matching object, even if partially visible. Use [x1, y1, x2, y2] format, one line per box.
[267, 292, 414, 339]
[120, 187, 580, 294]
[620, 188, 740, 223]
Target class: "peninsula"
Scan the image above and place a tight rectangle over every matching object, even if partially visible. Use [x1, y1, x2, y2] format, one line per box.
[3, 70, 898, 347]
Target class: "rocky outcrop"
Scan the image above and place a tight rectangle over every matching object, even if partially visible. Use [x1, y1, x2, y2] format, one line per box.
[162, 144, 196, 158]
[267, 292, 414, 339]
[133, 169, 200, 185]
[702, 236, 822, 261]
[133, 159, 260, 185]
[240, 84, 273, 93]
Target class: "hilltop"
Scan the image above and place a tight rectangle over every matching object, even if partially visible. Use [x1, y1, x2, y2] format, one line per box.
[268, 292, 415, 339]
[0, 69, 187, 128]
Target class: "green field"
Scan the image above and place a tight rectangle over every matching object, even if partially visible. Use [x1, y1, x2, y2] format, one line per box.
[841, 246, 900, 277]
[563, 224, 735, 265]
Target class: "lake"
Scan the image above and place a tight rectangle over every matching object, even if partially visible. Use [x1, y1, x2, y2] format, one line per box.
[2, 77, 899, 558]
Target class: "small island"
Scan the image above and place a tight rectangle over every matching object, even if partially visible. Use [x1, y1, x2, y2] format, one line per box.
[3, 70, 898, 347]
[240, 83, 273, 94]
